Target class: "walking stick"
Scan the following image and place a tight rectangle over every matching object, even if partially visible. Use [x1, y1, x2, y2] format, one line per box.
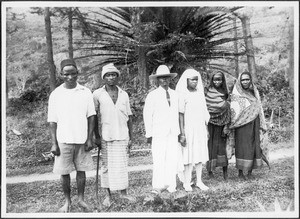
[95, 141, 101, 211]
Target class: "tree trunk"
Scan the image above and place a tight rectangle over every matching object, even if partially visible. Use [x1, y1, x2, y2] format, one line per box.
[44, 7, 57, 92]
[68, 8, 74, 59]
[241, 16, 258, 83]
[233, 16, 239, 78]
[132, 7, 148, 90]
[137, 46, 148, 90]
[6, 78, 9, 107]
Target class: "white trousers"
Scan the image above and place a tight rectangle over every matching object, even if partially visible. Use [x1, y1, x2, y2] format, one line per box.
[151, 134, 178, 191]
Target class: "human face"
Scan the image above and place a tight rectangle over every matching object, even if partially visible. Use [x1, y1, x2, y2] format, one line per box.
[212, 73, 223, 88]
[187, 76, 198, 91]
[240, 74, 251, 90]
[104, 72, 119, 86]
[157, 76, 171, 90]
[61, 65, 78, 89]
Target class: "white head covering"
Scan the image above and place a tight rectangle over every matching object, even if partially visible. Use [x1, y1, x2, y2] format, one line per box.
[101, 63, 120, 79]
[176, 68, 210, 124]
[175, 68, 204, 93]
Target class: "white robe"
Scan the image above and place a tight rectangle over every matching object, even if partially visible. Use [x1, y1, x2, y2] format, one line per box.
[143, 86, 180, 190]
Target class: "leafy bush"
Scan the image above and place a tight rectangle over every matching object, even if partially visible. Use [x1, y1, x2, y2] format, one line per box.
[256, 65, 294, 127]
[268, 126, 294, 143]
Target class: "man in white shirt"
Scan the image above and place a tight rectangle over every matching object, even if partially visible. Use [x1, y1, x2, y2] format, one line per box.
[93, 63, 134, 205]
[48, 59, 96, 212]
[143, 65, 180, 193]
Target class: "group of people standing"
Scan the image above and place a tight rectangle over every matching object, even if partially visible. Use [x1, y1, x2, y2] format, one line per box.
[48, 59, 267, 212]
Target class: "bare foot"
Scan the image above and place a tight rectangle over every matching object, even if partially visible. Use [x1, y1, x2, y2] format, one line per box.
[58, 202, 71, 213]
[78, 200, 91, 212]
[196, 182, 209, 191]
[102, 196, 112, 207]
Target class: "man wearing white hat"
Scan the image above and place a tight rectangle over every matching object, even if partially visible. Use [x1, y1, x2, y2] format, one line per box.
[143, 65, 180, 193]
[93, 63, 134, 204]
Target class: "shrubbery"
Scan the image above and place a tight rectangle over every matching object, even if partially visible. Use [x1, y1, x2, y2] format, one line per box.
[256, 65, 294, 143]
[257, 65, 294, 127]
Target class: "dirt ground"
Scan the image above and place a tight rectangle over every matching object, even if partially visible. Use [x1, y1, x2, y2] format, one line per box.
[5, 146, 295, 184]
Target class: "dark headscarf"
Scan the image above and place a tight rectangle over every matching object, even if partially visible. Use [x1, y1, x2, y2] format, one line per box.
[208, 71, 229, 98]
[205, 71, 231, 126]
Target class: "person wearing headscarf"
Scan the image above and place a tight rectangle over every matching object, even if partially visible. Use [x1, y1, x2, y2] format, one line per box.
[176, 68, 210, 192]
[93, 63, 134, 205]
[143, 65, 180, 194]
[229, 71, 267, 180]
[205, 71, 231, 180]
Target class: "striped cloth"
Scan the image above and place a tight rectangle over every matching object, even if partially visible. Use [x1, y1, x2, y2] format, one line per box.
[100, 139, 129, 191]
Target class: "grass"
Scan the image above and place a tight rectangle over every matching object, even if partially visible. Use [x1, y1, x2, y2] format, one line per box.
[5, 156, 295, 214]
[5, 99, 149, 177]
[5, 93, 295, 177]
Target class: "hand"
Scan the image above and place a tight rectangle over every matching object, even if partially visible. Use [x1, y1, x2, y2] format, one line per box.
[127, 140, 132, 154]
[50, 142, 60, 156]
[94, 137, 102, 149]
[206, 125, 210, 139]
[222, 126, 230, 137]
[85, 139, 94, 151]
[179, 134, 186, 147]
[146, 137, 152, 147]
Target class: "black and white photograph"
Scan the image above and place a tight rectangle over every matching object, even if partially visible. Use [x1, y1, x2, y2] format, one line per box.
[1, 1, 299, 218]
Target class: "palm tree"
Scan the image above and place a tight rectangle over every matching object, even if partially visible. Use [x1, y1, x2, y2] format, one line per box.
[73, 6, 245, 89]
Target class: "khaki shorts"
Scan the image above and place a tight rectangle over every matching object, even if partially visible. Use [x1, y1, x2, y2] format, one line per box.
[53, 143, 94, 175]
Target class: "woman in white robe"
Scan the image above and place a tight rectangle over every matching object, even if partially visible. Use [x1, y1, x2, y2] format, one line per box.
[176, 69, 210, 192]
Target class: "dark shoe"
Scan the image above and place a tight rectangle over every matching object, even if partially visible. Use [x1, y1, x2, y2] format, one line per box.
[208, 171, 214, 178]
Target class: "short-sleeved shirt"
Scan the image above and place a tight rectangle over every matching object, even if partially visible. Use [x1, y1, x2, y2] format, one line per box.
[93, 86, 132, 141]
[47, 83, 96, 144]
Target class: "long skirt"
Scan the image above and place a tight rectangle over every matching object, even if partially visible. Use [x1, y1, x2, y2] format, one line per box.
[151, 134, 178, 191]
[235, 116, 262, 171]
[100, 140, 129, 191]
[206, 123, 228, 172]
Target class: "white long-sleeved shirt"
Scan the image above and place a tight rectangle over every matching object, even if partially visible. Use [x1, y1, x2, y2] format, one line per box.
[143, 86, 180, 138]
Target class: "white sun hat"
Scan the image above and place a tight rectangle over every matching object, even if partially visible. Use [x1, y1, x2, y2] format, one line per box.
[149, 65, 177, 79]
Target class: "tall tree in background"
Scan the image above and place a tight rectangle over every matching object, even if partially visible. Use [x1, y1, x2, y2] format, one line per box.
[44, 7, 57, 92]
[131, 7, 148, 89]
[233, 16, 239, 78]
[241, 16, 257, 83]
[67, 8, 74, 59]
[74, 7, 244, 89]
[53, 7, 75, 59]
[233, 8, 258, 83]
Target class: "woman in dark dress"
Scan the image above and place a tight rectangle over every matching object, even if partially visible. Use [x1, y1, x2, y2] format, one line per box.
[229, 71, 267, 180]
[205, 71, 231, 180]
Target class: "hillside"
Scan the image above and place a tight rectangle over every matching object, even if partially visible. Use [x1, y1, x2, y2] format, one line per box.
[4, 6, 295, 176]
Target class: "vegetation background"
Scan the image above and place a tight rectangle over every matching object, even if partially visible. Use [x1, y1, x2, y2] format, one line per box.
[3, 2, 297, 215]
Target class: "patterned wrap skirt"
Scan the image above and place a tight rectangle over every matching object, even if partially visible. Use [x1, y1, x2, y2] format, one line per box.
[100, 139, 129, 191]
